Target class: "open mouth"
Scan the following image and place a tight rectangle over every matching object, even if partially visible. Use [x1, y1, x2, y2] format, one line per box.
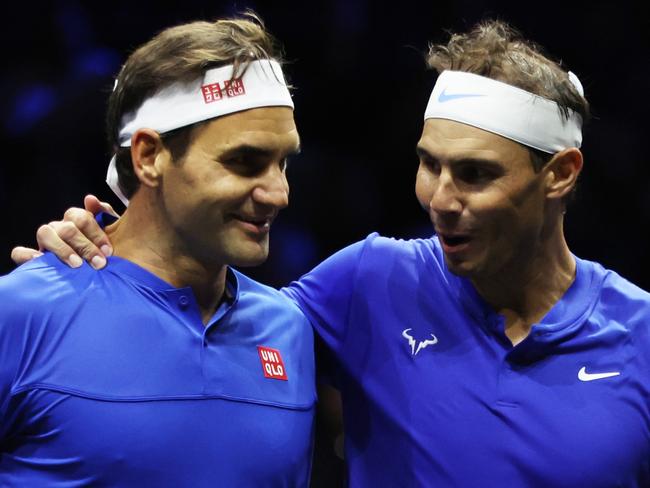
[438, 233, 472, 254]
[442, 236, 469, 246]
[441, 235, 471, 246]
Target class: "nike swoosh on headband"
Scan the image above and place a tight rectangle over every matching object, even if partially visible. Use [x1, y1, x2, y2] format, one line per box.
[437, 88, 485, 103]
[424, 71, 583, 154]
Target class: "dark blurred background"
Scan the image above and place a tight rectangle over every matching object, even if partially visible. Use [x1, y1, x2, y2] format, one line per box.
[2, 1, 649, 288]
[1, 1, 648, 485]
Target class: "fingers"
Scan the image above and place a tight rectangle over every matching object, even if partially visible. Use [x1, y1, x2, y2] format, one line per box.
[101, 201, 119, 218]
[37, 220, 107, 270]
[84, 194, 120, 218]
[35, 224, 85, 268]
[63, 207, 113, 260]
[14, 197, 118, 271]
[11, 246, 43, 265]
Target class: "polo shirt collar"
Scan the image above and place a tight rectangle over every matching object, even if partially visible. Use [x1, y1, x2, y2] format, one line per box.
[451, 256, 603, 346]
[105, 255, 240, 304]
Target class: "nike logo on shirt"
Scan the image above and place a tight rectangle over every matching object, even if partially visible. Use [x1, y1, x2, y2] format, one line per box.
[578, 366, 620, 382]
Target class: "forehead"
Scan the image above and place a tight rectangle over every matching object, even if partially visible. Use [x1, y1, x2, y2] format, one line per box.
[192, 106, 300, 153]
[418, 119, 530, 164]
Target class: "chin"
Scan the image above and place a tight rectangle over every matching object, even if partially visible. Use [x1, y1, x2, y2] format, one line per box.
[222, 236, 270, 267]
[229, 247, 269, 268]
[233, 255, 269, 268]
[443, 255, 476, 278]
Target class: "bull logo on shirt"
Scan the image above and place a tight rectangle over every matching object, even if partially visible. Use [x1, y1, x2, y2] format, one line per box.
[402, 328, 438, 356]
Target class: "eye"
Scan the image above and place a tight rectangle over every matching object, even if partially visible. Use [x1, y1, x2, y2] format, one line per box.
[221, 156, 262, 177]
[420, 157, 441, 176]
[456, 164, 495, 184]
[221, 155, 244, 167]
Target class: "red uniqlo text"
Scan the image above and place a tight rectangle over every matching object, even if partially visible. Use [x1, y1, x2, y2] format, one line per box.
[201, 78, 245, 104]
[257, 346, 288, 381]
[224, 79, 246, 97]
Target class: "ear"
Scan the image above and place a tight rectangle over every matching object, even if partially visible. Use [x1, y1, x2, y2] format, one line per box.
[544, 148, 583, 200]
[129, 129, 168, 189]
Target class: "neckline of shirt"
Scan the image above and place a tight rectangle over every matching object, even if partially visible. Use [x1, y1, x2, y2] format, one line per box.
[445, 252, 603, 341]
[104, 255, 239, 304]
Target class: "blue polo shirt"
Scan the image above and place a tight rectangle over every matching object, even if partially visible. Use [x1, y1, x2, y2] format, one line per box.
[284, 233, 650, 487]
[0, 253, 315, 486]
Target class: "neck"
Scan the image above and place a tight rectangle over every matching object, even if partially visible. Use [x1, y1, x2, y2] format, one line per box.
[106, 195, 227, 325]
[472, 218, 576, 345]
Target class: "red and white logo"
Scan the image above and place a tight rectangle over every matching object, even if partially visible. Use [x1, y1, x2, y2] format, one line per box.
[201, 78, 245, 104]
[201, 82, 223, 103]
[257, 346, 288, 381]
[224, 78, 246, 97]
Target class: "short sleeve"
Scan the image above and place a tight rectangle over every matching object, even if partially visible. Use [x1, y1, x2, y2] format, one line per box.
[281, 237, 371, 356]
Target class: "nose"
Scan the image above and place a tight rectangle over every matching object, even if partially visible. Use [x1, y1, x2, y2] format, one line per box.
[429, 169, 462, 216]
[252, 165, 289, 209]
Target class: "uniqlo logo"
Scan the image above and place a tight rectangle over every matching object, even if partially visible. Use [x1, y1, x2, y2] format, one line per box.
[224, 79, 245, 97]
[201, 78, 245, 104]
[201, 82, 223, 103]
[257, 346, 288, 381]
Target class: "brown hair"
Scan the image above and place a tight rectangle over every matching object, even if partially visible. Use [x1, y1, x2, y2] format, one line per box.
[107, 13, 286, 199]
[427, 20, 590, 171]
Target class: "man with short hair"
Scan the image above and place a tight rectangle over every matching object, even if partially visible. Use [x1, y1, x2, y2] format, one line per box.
[0, 17, 315, 485]
[13, 19, 650, 487]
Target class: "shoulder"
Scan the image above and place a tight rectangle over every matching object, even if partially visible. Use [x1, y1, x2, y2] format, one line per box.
[361, 233, 441, 258]
[233, 269, 310, 322]
[280, 233, 446, 314]
[586, 258, 650, 310]
[0, 253, 112, 337]
[346, 233, 444, 278]
[231, 269, 314, 354]
[583, 258, 650, 338]
[0, 255, 77, 348]
[0, 253, 94, 306]
[317, 232, 442, 269]
[579, 260, 650, 386]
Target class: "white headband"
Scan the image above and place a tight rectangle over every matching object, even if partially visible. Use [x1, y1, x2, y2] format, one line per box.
[424, 70, 583, 154]
[107, 59, 293, 206]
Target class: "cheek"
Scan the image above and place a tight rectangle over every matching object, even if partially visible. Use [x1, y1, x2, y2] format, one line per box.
[415, 169, 433, 208]
[466, 195, 520, 249]
[478, 198, 539, 252]
[163, 163, 203, 196]
[173, 168, 239, 203]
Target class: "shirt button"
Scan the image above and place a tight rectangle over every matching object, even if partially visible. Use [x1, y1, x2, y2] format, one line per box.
[178, 295, 190, 309]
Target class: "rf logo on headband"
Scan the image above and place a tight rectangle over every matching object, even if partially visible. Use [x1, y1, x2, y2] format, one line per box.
[201, 79, 246, 104]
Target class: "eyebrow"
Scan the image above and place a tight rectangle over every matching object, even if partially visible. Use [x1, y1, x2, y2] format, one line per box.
[416, 145, 499, 167]
[221, 143, 302, 160]
[415, 145, 433, 160]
